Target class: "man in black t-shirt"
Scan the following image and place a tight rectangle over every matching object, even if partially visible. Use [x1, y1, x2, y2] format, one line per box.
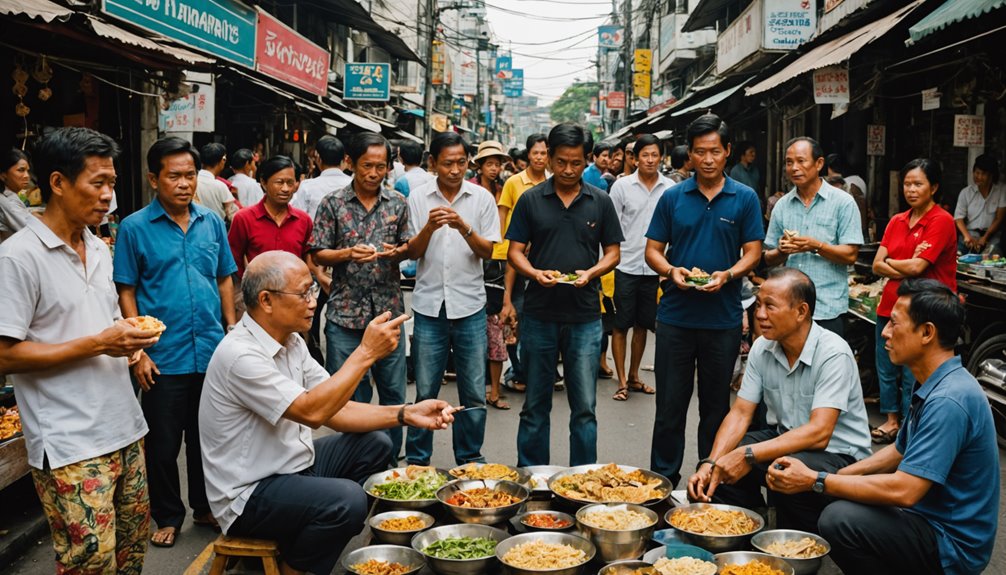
[506, 123, 624, 466]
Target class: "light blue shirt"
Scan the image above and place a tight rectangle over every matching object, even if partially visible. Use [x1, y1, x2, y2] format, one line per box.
[765, 179, 863, 320]
[582, 163, 608, 192]
[737, 322, 872, 461]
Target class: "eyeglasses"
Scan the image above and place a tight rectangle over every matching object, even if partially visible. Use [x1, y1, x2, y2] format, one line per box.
[266, 283, 320, 303]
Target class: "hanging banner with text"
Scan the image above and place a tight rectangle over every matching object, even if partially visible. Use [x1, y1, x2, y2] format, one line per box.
[255, 9, 329, 95]
[812, 65, 849, 104]
[633, 73, 651, 99]
[634, 49, 652, 73]
[344, 63, 390, 101]
[921, 88, 940, 111]
[160, 83, 215, 133]
[954, 115, 985, 147]
[867, 124, 885, 156]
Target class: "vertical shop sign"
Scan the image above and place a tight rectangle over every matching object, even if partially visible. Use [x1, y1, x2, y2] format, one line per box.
[812, 65, 849, 104]
[432, 41, 447, 85]
[954, 115, 985, 147]
[495, 55, 512, 79]
[867, 124, 885, 156]
[607, 91, 626, 109]
[921, 88, 940, 111]
[633, 73, 651, 99]
[159, 83, 215, 133]
[255, 9, 329, 96]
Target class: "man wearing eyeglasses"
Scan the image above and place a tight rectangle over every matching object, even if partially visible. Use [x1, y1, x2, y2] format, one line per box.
[200, 251, 457, 575]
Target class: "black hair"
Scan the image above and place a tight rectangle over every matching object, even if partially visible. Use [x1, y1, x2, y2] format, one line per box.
[200, 143, 227, 168]
[34, 127, 120, 203]
[399, 141, 424, 165]
[825, 153, 848, 175]
[686, 114, 730, 149]
[147, 136, 200, 176]
[612, 141, 626, 154]
[765, 267, 816, 318]
[315, 136, 346, 167]
[670, 145, 689, 169]
[737, 141, 757, 154]
[2, 149, 29, 172]
[592, 142, 612, 156]
[509, 147, 520, 161]
[525, 133, 547, 151]
[516, 148, 528, 163]
[257, 156, 296, 183]
[429, 131, 468, 160]
[901, 158, 942, 188]
[346, 132, 391, 164]
[897, 278, 964, 350]
[634, 134, 661, 156]
[973, 153, 1000, 183]
[547, 123, 591, 158]
[292, 160, 304, 180]
[784, 137, 824, 161]
[229, 148, 255, 171]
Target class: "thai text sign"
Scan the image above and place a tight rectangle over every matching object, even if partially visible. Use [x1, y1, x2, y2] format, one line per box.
[867, 124, 885, 156]
[503, 69, 523, 98]
[634, 49, 652, 73]
[160, 84, 215, 133]
[634, 73, 651, 99]
[717, 0, 761, 74]
[954, 115, 985, 147]
[812, 65, 849, 104]
[344, 63, 390, 101]
[764, 0, 816, 50]
[607, 91, 626, 110]
[102, 0, 256, 67]
[453, 50, 477, 96]
[255, 9, 328, 95]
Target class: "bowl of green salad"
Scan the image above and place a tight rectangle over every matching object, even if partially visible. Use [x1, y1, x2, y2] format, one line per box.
[411, 523, 510, 575]
[364, 465, 451, 509]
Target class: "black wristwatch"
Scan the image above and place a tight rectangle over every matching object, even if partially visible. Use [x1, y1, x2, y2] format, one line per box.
[744, 446, 757, 466]
[397, 402, 413, 426]
[812, 471, 828, 494]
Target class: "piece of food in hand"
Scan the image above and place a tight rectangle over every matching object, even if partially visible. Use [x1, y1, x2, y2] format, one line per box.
[545, 270, 564, 279]
[684, 267, 712, 285]
[563, 273, 579, 282]
[783, 229, 799, 240]
[132, 316, 166, 335]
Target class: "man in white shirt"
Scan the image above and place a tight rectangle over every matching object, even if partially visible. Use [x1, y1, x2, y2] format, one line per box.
[291, 136, 352, 221]
[200, 251, 456, 575]
[229, 148, 261, 207]
[954, 154, 1006, 254]
[608, 134, 671, 401]
[403, 131, 501, 466]
[197, 143, 237, 223]
[0, 127, 160, 574]
[394, 141, 433, 197]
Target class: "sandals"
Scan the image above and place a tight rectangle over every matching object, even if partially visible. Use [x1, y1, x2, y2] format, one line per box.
[612, 387, 629, 401]
[627, 380, 655, 394]
[486, 396, 511, 410]
[193, 513, 221, 532]
[502, 379, 526, 393]
[871, 425, 899, 444]
[598, 367, 614, 379]
[150, 526, 178, 548]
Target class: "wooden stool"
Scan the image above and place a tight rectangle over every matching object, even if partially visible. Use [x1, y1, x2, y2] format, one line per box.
[184, 535, 281, 575]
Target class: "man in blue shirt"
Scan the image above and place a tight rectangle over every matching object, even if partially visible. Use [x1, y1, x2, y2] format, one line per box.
[644, 114, 764, 487]
[582, 142, 610, 192]
[769, 279, 999, 575]
[114, 137, 238, 548]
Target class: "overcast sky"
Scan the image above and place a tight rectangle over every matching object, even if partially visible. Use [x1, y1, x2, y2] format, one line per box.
[484, 1, 614, 105]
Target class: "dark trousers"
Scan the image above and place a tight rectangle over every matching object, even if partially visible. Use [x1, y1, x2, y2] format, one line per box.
[816, 316, 844, 338]
[819, 500, 944, 575]
[141, 372, 210, 529]
[651, 322, 741, 487]
[307, 294, 327, 365]
[230, 432, 393, 575]
[505, 278, 526, 383]
[713, 430, 856, 534]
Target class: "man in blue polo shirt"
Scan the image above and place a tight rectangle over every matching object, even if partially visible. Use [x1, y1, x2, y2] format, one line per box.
[114, 137, 238, 548]
[582, 142, 610, 192]
[644, 114, 764, 487]
[769, 279, 999, 575]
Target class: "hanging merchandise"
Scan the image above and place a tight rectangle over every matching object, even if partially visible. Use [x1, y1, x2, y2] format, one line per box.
[12, 62, 30, 118]
[33, 56, 53, 102]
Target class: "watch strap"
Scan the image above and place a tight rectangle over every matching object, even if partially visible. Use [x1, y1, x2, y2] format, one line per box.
[744, 446, 756, 465]
[397, 402, 413, 426]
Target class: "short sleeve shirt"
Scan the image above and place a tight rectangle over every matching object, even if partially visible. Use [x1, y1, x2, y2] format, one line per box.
[0, 218, 148, 469]
[582, 163, 609, 192]
[290, 168, 353, 221]
[0, 188, 31, 239]
[230, 173, 263, 208]
[495, 170, 546, 261]
[227, 200, 313, 277]
[953, 183, 1006, 234]
[114, 200, 238, 374]
[877, 206, 957, 317]
[197, 170, 235, 221]
[308, 185, 412, 329]
[737, 323, 872, 460]
[506, 178, 625, 323]
[895, 357, 999, 575]
[645, 176, 764, 329]
[765, 180, 864, 320]
[609, 172, 672, 276]
[200, 313, 330, 534]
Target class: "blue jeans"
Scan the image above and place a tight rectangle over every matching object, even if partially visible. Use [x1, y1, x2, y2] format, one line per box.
[875, 317, 914, 419]
[326, 322, 407, 466]
[405, 306, 487, 466]
[516, 315, 602, 467]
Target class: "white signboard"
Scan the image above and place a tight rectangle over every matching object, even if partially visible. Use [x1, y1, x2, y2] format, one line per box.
[717, 0, 762, 74]
[452, 50, 477, 96]
[922, 88, 940, 111]
[954, 115, 985, 147]
[159, 83, 215, 133]
[813, 65, 850, 104]
[764, 0, 816, 50]
[867, 124, 885, 156]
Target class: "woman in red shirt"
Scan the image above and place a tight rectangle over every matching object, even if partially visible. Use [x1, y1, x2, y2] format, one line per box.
[870, 159, 957, 443]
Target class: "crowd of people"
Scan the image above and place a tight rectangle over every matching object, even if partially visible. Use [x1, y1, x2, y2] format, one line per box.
[0, 115, 1000, 575]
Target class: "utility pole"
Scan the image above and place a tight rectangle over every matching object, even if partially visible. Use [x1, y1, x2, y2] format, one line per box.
[423, 0, 436, 145]
[623, 0, 632, 129]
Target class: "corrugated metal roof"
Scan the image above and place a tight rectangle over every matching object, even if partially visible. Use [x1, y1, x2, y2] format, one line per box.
[907, 0, 1006, 44]
[0, 0, 72, 23]
[86, 17, 214, 66]
[671, 77, 753, 116]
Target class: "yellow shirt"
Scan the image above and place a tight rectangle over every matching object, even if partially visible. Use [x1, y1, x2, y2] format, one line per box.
[494, 169, 547, 260]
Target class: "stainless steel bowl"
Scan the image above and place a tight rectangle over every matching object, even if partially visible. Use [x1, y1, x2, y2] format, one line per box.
[449, 463, 533, 487]
[524, 465, 568, 495]
[411, 523, 509, 575]
[575, 503, 658, 562]
[363, 467, 451, 510]
[664, 503, 764, 552]
[751, 529, 830, 575]
[369, 510, 436, 546]
[495, 531, 596, 575]
[519, 510, 576, 532]
[547, 464, 671, 510]
[714, 551, 796, 575]
[597, 560, 652, 575]
[437, 479, 530, 525]
[343, 544, 425, 575]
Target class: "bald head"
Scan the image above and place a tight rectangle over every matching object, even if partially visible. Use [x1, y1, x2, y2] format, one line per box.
[243, 251, 309, 310]
[765, 267, 817, 319]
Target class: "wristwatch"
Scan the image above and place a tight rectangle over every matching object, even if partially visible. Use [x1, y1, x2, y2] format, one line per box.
[464, 225, 474, 238]
[397, 402, 413, 426]
[744, 446, 756, 466]
[812, 471, 828, 494]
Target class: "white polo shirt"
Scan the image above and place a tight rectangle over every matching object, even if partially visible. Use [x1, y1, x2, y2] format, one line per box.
[200, 313, 329, 533]
[0, 217, 147, 469]
[230, 172, 263, 208]
[290, 168, 353, 220]
[609, 171, 672, 276]
[197, 169, 235, 221]
[408, 178, 501, 319]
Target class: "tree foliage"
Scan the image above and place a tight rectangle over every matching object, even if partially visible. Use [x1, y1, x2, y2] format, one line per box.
[549, 82, 601, 125]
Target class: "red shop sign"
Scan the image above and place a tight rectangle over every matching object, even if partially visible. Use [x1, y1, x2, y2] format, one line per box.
[255, 8, 330, 96]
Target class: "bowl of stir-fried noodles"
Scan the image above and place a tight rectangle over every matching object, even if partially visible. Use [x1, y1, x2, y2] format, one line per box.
[547, 464, 671, 510]
[495, 531, 596, 575]
[437, 479, 530, 525]
[343, 544, 424, 575]
[751, 529, 830, 575]
[713, 551, 795, 575]
[665, 503, 764, 552]
[575, 503, 658, 562]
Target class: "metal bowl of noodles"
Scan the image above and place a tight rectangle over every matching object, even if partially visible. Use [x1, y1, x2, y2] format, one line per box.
[575, 503, 658, 562]
[664, 503, 764, 553]
[547, 464, 671, 510]
[450, 462, 532, 487]
[714, 551, 795, 575]
[495, 531, 596, 575]
[597, 560, 652, 575]
[364, 466, 452, 510]
[751, 529, 830, 575]
[411, 523, 509, 575]
[343, 544, 425, 575]
[369, 510, 436, 546]
[437, 479, 530, 525]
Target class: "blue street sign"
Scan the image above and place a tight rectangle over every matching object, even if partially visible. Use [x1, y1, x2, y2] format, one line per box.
[503, 69, 523, 98]
[344, 62, 391, 101]
[495, 55, 512, 79]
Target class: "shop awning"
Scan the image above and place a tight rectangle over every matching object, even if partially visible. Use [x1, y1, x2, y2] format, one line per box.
[86, 16, 214, 66]
[395, 129, 424, 144]
[318, 0, 422, 62]
[334, 108, 382, 132]
[746, 0, 924, 96]
[681, 0, 733, 32]
[0, 0, 72, 23]
[907, 0, 1006, 44]
[671, 77, 753, 117]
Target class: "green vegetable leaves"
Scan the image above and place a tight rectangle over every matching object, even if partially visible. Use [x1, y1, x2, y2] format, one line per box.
[370, 470, 447, 500]
[422, 537, 497, 559]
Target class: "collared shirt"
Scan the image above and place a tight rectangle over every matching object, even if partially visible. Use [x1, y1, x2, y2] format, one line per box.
[646, 176, 764, 329]
[765, 180, 864, 320]
[895, 356, 999, 575]
[228, 200, 313, 277]
[408, 178, 501, 319]
[609, 171, 672, 276]
[394, 167, 434, 197]
[197, 170, 235, 221]
[309, 185, 412, 329]
[0, 217, 147, 469]
[506, 178, 624, 323]
[878, 205, 957, 317]
[495, 169, 547, 260]
[200, 314, 330, 534]
[290, 168, 353, 221]
[0, 188, 31, 240]
[729, 162, 760, 193]
[582, 163, 609, 192]
[230, 172, 262, 208]
[954, 183, 1006, 234]
[114, 200, 237, 374]
[738, 322, 871, 460]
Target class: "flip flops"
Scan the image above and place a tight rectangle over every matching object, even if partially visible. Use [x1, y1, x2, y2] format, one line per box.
[628, 380, 655, 394]
[612, 387, 629, 401]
